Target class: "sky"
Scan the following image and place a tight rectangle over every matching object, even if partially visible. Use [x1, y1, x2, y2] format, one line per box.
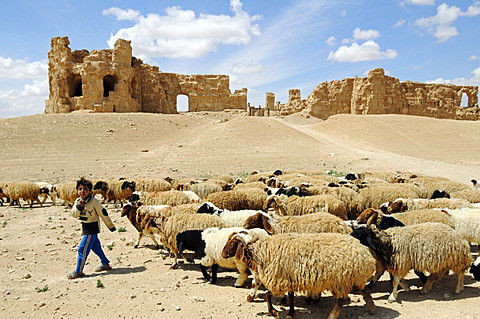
[0, 0, 479, 118]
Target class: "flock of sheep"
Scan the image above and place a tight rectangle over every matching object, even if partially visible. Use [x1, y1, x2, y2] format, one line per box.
[1, 170, 480, 318]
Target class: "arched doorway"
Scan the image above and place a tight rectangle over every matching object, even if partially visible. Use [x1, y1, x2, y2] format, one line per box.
[460, 92, 468, 107]
[103, 75, 117, 97]
[176, 94, 189, 112]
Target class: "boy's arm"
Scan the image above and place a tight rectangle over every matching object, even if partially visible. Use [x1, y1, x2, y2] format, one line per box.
[94, 200, 116, 232]
[71, 198, 85, 219]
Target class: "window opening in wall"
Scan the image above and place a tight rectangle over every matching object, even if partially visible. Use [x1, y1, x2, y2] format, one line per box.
[74, 82, 82, 97]
[103, 75, 117, 97]
[460, 93, 468, 107]
[177, 94, 189, 112]
[68, 74, 83, 97]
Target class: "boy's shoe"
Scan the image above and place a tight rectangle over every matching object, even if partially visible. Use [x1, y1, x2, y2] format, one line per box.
[67, 271, 85, 279]
[95, 264, 112, 272]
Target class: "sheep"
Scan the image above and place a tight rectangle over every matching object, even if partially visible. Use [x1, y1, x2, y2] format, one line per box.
[205, 188, 266, 211]
[197, 202, 267, 227]
[472, 179, 478, 189]
[450, 188, 480, 203]
[430, 189, 450, 199]
[243, 211, 352, 235]
[134, 190, 197, 206]
[356, 208, 455, 230]
[105, 180, 136, 207]
[176, 227, 269, 286]
[470, 256, 480, 280]
[358, 184, 425, 210]
[2, 182, 42, 208]
[92, 180, 109, 201]
[386, 197, 473, 213]
[221, 232, 376, 319]
[441, 208, 480, 244]
[351, 223, 472, 303]
[274, 194, 348, 220]
[120, 204, 172, 249]
[133, 178, 172, 192]
[303, 186, 365, 219]
[35, 182, 57, 205]
[183, 182, 222, 199]
[159, 213, 227, 268]
[55, 182, 78, 207]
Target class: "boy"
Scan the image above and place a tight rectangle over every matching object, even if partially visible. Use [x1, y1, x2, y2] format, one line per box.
[68, 178, 116, 279]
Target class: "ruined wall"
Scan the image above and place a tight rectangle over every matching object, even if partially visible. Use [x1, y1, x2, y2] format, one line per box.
[265, 92, 275, 110]
[45, 36, 247, 114]
[282, 68, 479, 120]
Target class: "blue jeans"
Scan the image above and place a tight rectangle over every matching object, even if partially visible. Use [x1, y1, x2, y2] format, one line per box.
[75, 234, 110, 274]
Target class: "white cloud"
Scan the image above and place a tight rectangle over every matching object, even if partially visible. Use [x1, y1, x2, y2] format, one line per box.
[325, 36, 336, 46]
[405, 0, 435, 5]
[0, 57, 48, 80]
[353, 27, 380, 41]
[327, 40, 398, 62]
[230, 60, 263, 74]
[102, 7, 141, 21]
[341, 9, 347, 16]
[469, 55, 479, 60]
[427, 67, 480, 86]
[104, 0, 261, 59]
[415, 2, 480, 42]
[394, 19, 406, 27]
[0, 78, 48, 118]
[413, 65, 421, 70]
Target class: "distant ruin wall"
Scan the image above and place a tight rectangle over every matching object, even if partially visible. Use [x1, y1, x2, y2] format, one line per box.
[280, 68, 479, 120]
[45, 37, 247, 114]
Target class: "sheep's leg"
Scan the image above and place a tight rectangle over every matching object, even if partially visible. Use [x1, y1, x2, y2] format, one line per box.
[35, 197, 42, 207]
[265, 291, 279, 318]
[200, 264, 211, 281]
[286, 291, 295, 319]
[398, 279, 410, 292]
[420, 273, 438, 294]
[234, 263, 249, 287]
[247, 272, 260, 302]
[454, 271, 465, 294]
[134, 232, 144, 248]
[359, 288, 376, 315]
[210, 264, 219, 284]
[368, 260, 385, 288]
[147, 233, 161, 249]
[326, 297, 349, 319]
[387, 275, 402, 303]
[414, 270, 428, 284]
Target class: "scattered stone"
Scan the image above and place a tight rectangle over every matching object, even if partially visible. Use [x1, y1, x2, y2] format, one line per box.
[180, 275, 189, 280]
[175, 306, 181, 311]
[444, 293, 451, 299]
[22, 274, 31, 279]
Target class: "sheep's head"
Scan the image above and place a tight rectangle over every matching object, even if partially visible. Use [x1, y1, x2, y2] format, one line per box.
[356, 208, 381, 225]
[197, 202, 218, 214]
[470, 257, 480, 281]
[121, 181, 136, 192]
[121, 204, 137, 217]
[350, 224, 393, 268]
[243, 212, 274, 234]
[221, 232, 254, 269]
[93, 181, 108, 192]
[388, 198, 407, 213]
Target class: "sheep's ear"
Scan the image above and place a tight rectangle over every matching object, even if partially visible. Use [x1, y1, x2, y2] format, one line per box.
[121, 181, 128, 190]
[366, 211, 378, 226]
[221, 237, 239, 259]
[235, 241, 245, 260]
[366, 236, 377, 250]
[262, 215, 274, 234]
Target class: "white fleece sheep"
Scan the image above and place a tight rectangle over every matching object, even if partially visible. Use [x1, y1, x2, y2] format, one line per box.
[199, 227, 269, 287]
[2, 182, 42, 208]
[160, 213, 227, 268]
[55, 182, 78, 207]
[136, 190, 199, 206]
[221, 232, 376, 319]
[35, 182, 57, 205]
[441, 208, 480, 244]
[351, 222, 472, 303]
[197, 202, 267, 227]
[386, 197, 473, 213]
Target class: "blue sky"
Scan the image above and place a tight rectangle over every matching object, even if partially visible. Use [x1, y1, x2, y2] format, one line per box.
[0, 0, 479, 118]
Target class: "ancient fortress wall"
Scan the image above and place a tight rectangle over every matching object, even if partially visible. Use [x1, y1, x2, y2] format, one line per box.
[45, 37, 247, 114]
[279, 68, 479, 120]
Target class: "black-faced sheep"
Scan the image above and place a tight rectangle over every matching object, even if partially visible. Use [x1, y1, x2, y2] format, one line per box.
[176, 227, 269, 286]
[351, 223, 472, 303]
[470, 256, 480, 281]
[221, 232, 376, 319]
[105, 180, 136, 207]
[35, 182, 57, 205]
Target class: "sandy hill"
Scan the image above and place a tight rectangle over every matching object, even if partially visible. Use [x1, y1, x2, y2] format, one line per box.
[1, 111, 479, 184]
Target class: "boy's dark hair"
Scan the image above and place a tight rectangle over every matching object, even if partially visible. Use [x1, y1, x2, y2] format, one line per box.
[76, 177, 93, 191]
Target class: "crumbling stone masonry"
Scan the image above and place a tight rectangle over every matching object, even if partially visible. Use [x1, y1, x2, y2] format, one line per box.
[45, 37, 247, 114]
[279, 68, 479, 120]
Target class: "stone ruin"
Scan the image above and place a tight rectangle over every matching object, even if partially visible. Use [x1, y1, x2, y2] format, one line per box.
[45, 37, 247, 114]
[45, 37, 478, 121]
[275, 68, 479, 120]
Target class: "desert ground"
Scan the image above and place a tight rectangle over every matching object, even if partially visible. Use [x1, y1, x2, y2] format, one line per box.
[1, 110, 480, 319]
